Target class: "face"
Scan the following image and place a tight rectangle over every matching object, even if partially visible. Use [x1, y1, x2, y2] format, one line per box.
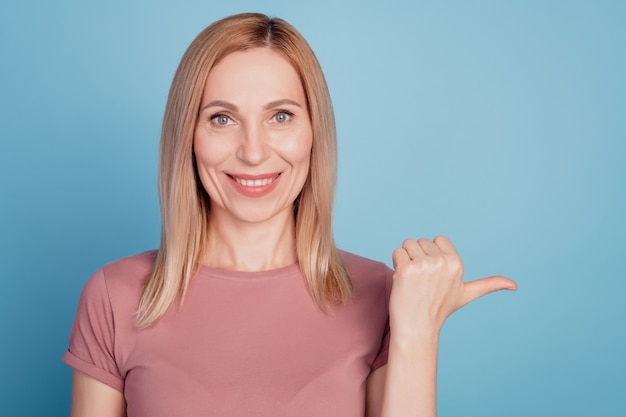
[194, 47, 313, 226]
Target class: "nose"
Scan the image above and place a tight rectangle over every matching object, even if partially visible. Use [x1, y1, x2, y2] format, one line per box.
[236, 123, 270, 165]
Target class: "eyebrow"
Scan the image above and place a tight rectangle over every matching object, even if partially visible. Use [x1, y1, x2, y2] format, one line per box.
[263, 99, 303, 110]
[200, 98, 303, 113]
[200, 100, 238, 112]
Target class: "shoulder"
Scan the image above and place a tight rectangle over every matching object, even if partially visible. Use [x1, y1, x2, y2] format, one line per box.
[100, 250, 157, 285]
[337, 250, 392, 323]
[80, 250, 157, 311]
[338, 249, 393, 296]
[339, 249, 392, 279]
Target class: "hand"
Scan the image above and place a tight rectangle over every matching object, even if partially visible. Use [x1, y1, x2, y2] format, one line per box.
[390, 236, 517, 337]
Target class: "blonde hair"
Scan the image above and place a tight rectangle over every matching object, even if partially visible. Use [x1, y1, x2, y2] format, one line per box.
[137, 13, 351, 327]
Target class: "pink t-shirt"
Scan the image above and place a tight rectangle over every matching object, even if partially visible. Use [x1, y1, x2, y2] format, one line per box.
[63, 250, 392, 416]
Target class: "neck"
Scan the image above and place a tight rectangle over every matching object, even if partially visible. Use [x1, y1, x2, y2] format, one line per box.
[201, 210, 297, 272]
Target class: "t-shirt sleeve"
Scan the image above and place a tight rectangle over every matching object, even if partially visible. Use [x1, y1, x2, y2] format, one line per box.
[62, 268, 124, 392]
[371, 265, 393, 371]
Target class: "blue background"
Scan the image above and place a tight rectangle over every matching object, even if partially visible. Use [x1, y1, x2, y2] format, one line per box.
[1, 1, 624, 416]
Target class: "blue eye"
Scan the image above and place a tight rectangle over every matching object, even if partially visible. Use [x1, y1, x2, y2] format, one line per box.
[273, 111, 292, 123]
[211, 114, 232, 126]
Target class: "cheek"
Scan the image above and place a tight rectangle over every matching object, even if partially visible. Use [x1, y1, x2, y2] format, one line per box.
[284, 131, 313, 166]
[290, 136, 313, 194]
[192, 135, 225, 199]
[292, 144, 313, 166]
[193, 132, 228, 169]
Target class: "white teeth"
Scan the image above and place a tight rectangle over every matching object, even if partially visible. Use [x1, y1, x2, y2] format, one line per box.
[235, 176, 276, 187]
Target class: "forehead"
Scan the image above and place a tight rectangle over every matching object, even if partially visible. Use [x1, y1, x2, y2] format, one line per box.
[202, 47, 305, 103]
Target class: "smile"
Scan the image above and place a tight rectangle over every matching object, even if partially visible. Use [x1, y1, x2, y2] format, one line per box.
[227, 173, 282, 197]
[233, 174, 280, 187]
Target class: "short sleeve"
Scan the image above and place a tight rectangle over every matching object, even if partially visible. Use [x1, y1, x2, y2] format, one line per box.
[62, 268, 124, 392]
[371, 265, 393, 371]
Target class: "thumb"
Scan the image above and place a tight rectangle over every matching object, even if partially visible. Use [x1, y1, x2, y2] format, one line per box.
[463, 276, 517, 306]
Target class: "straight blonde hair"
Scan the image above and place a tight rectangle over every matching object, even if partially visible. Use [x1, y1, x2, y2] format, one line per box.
[137, 13, 351, 327]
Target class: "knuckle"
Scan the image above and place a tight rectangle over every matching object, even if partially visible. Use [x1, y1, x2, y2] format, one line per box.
[401, 262, 418, 275]
[433, 256, 445, 269]
[446, 255, 463, 274]
[392, 268, 409, 282]
[449, 254, 463, 268]
[434, 235, 448, 244]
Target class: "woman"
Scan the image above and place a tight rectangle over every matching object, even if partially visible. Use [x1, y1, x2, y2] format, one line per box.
[63, 13, 516, 417]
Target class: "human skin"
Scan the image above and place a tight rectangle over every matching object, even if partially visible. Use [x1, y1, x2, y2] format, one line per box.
[68, 47, 517, 417]
[70, 47, 313, 417]
[365, 237, 517, 416]
[194, 48, 313, 272]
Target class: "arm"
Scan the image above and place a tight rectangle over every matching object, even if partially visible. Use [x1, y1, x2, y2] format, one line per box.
[70, 371, 126, 417]
[366, 337, 438, 417]
[365, 365, 386, 417]
[368, 236, 516, 417]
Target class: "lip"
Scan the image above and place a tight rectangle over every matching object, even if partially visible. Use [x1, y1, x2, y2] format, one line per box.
[226, 172, 281, 197]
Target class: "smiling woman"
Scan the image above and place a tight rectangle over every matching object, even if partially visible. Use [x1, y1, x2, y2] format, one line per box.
[138, 13, 352, 331]
[62, 12, 515, 417]
[193, 48, 313, 231]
